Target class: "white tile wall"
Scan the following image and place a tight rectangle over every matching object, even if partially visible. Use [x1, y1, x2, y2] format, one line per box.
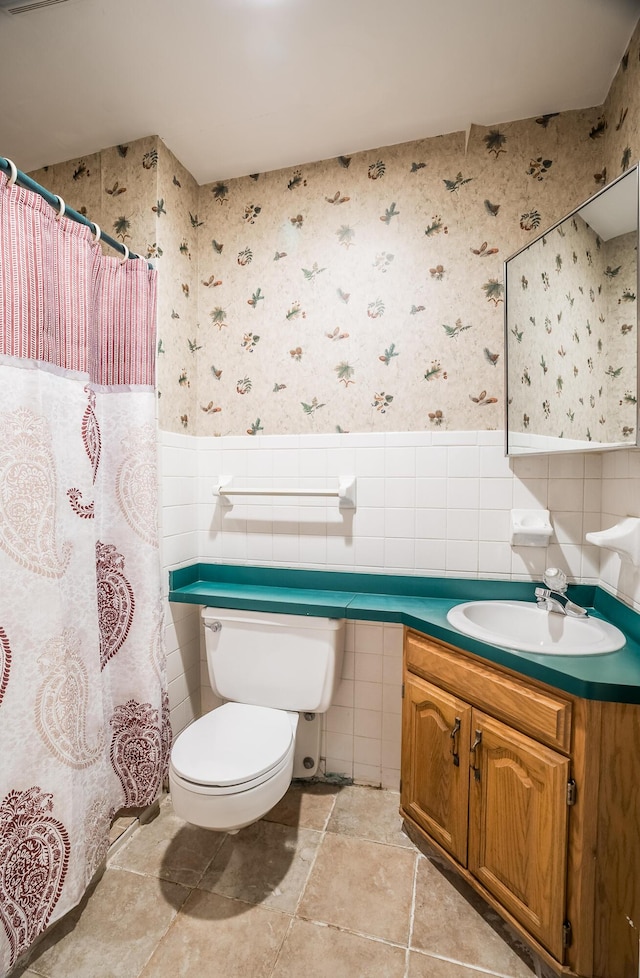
[600, 448, 640, 611]
[323, 622, 403, 788]
[160, 430, 201, 736]
[160, 427, 640, 785]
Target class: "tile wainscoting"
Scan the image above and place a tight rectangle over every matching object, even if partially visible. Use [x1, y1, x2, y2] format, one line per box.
[160, 428, 640, 787]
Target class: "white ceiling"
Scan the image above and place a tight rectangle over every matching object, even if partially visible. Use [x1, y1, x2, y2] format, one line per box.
[0, 0, 638, 185]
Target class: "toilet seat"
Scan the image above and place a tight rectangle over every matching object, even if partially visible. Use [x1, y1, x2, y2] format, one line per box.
[170, 702, 296, 793]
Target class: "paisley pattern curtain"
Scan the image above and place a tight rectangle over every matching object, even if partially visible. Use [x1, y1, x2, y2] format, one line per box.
[0, 172, 169, 977]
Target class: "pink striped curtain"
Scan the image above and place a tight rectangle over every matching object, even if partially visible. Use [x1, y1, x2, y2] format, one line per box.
[0, 172, 169, 977]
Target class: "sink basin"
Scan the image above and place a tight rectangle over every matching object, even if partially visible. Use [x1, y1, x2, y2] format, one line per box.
[446, 600, 626, 655]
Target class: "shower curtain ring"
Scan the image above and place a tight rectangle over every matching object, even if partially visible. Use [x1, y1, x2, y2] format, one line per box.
[119, 244, 130, 264]
[5, 158, 17, 186]
[92, 222, 101, 245]
[55, 195, 66, 220]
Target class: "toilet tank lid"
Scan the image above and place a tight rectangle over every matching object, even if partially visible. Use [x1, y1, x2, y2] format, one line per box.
[171, 703, 295, 787]
[201, 607, 344, 630]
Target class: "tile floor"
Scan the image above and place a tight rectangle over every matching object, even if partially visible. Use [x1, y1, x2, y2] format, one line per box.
[14, 783, 551, 978]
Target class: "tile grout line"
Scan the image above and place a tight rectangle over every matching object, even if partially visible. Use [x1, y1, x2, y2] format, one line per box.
[288, 788, 423, 960]
[108, 797, 228, 978]
[404, 848, 420, 978]
[318, 785, 339, 834]
[294, 913, 411, 953]
[400, 847, 532, 978]
[133, 897, 193, 978]
[409, 945, 521, 978]
[266, 913, 297, 978]
[94, 861, 197, 978]
[290, 791, 337, 919]
[190, 820, 228, 888]
[266, 786, 340, 978]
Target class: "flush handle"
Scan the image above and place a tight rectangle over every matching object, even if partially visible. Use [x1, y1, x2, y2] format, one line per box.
[470, 729, 482, 782]
[450, 716, 461, 767]
[204, 620, 222, 633]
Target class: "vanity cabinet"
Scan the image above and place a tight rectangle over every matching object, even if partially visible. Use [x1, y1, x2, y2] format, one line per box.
[401, 628, 640, 978]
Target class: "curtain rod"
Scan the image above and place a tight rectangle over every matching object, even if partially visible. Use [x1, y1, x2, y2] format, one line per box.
[0, 156, 151, 266]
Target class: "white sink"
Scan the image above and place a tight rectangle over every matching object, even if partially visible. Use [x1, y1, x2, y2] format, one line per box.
[446, 600, 626, 656]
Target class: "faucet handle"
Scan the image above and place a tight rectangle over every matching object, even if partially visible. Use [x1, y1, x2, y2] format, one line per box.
[543, 567, 567, 592]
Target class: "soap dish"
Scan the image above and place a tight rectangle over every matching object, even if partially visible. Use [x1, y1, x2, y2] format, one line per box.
[510, 509, 553, 547]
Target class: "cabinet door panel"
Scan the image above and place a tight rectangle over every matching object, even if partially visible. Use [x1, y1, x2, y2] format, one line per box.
[468, 710, 569, 961]
[401, 675, 471, 864]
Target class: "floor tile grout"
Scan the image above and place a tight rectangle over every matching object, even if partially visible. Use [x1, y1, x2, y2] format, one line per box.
[190, 826, 227, 888]
[132, 903, 187, 978]
[317, 785, 339, 833]
[404, 847, 420, 978]
[290, 828, 325, 918]
[294, 913, 410, 952]
[409, 947, 525, 978]
[266, 913, 296, 978]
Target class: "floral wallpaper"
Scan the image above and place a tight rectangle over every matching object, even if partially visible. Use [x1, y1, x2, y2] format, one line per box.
[29, 136, 158, 260]
[155, 143, 200, 428]
[25, 15, 640, 438]
[507, 214, 636, 444]
[192, 112, 602, 437]
[601, 20, 640, 187]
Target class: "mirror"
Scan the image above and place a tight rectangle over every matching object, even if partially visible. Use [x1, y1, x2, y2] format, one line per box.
[505, 165, 639, 455]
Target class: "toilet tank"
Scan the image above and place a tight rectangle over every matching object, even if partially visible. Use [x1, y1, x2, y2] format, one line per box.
[201, 607, 345, 712]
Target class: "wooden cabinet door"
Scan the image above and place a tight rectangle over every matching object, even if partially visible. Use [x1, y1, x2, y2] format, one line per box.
[401, 674, 471, 864]
[468, 710, 570, 962]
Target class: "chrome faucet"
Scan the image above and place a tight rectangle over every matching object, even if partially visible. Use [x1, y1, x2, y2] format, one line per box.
[534, 568, 588, 618]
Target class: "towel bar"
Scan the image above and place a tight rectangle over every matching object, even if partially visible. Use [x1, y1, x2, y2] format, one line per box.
[214, 476, 356, 509]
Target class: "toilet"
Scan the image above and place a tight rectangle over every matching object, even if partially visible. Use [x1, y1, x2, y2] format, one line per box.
[169, 607, 345, 831]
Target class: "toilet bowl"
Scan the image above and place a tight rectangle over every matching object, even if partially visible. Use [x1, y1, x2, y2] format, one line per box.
[169, 702, 299, 831]
[168, 607, 345, 833]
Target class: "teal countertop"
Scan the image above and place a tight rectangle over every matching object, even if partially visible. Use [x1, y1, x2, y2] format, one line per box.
[169, 563, 640, 704]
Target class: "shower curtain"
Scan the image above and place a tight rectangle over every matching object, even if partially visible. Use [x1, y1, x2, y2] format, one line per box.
[0, 172, 170, 977]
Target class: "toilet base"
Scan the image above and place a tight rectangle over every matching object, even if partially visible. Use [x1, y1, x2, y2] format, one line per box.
[169, 750, 294, 832]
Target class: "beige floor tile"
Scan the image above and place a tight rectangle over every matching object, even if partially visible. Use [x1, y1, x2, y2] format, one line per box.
[139, 889, 290, 978]
[26, 868, 189, 978]
[272, 917, 406, 978]
[198, 819, 322, 913]
[411, 857, 535, 977]
[298, 833, 416, 944]
[263, 781, 340, 830]
[109, 795, 225, 887]
[326, 784, 412, 847]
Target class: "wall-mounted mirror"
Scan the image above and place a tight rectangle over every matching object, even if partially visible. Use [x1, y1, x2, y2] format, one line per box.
[505, 165, 639, 455]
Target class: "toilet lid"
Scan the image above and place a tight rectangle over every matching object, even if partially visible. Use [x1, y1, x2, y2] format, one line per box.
[171, 702, 294, 788]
